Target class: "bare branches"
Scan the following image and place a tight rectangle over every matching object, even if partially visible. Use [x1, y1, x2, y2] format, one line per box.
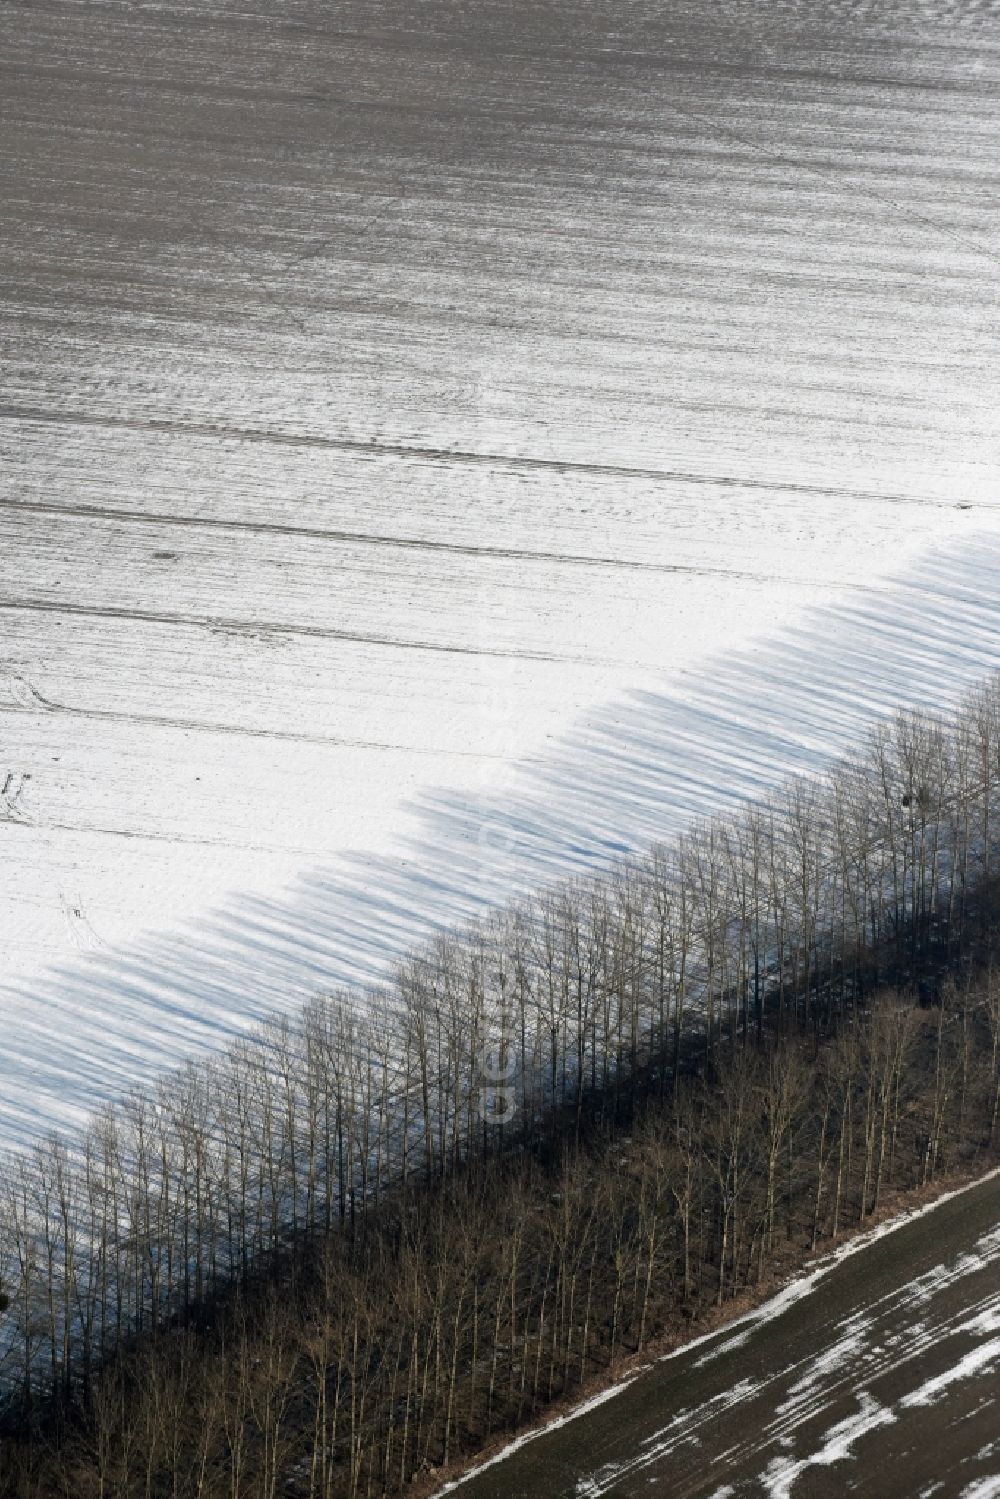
[4, 672, 1000, 1492]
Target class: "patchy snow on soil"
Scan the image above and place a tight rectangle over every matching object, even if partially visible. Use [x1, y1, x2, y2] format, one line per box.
[432, 1376, 643, 1498]
[902, 1325, 1000, 1409]
[775, 1318, 873, 1418]
[574, 1379, 764, 1497]
[761, 1394, 898, 1499]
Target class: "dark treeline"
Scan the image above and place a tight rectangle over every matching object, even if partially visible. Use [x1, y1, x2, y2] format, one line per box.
[4, 972, 1000, 1498]
[4, 675, 1000, 1494]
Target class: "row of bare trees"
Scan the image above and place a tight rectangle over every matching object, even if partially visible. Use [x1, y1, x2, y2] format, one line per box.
[3, 675, 1000, 1439]
[3, 970, 1000, 1498]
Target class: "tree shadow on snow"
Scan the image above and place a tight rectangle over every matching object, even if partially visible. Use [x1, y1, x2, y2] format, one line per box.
[3, 532, 1000, 1141]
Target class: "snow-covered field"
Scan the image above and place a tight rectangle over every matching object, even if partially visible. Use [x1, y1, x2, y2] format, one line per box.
[2, 0, 999, 1145]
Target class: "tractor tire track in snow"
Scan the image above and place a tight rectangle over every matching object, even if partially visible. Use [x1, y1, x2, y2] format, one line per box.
[0, 673, 506, 758]
[0, 406, 989, 512]
[0, 598, 574, 661]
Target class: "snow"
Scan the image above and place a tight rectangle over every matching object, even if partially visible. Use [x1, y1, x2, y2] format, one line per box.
[3, 0, 1000, 1146]
[573, 1380, 763, 1498]
[431, 1376, 642, 1498]
[902, 1339, 1000, 1409]
[761, 1394, 897, 1499]
[774, 1320, 872, 1417]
